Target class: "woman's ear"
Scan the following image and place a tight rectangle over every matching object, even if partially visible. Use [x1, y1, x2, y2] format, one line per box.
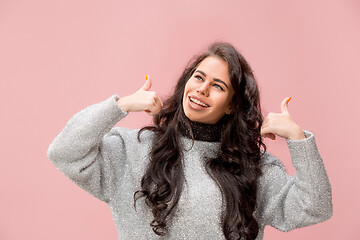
[225, 106, 232, 114]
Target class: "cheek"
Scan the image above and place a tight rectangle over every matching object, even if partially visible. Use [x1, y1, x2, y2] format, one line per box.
[183, 82, 191, 103]
[183, 84, 189, 98]
[216, 94, 232, 111]
[184, 81, 192, 91]
[183, 80, 195, 96]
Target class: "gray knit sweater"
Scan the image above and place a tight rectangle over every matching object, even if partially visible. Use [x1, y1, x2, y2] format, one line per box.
[47, 95, 333, 240]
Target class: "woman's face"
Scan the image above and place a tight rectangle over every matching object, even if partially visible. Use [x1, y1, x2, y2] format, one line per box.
[182, 56, 234, 124]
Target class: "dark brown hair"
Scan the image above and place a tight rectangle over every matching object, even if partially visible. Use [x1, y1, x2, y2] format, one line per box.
[135, 42, 266, 240]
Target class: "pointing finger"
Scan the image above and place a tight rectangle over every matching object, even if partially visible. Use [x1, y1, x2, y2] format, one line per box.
[260, 127, 276, 140]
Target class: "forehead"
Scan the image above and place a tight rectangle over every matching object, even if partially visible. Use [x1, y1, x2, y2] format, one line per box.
[195, 56, 230, 83]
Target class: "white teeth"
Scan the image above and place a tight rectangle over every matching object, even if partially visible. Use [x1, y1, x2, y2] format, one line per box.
[190, 97, 209, 107]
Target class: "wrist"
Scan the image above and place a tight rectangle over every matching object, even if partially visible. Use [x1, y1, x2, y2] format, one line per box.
[287, 127, 306, 140]
[116, 96, 130, 112]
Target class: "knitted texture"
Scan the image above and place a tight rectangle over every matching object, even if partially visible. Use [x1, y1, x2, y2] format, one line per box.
[47, 95, 333, 240]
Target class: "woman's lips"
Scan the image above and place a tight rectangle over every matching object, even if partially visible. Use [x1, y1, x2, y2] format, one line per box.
[188, 96, 210, 109]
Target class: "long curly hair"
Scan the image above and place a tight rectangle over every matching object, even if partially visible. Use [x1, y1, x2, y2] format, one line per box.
[134, 42, 266, 240]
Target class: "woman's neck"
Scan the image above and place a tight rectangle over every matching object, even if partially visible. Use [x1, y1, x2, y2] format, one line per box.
[180, 118, 222, 142]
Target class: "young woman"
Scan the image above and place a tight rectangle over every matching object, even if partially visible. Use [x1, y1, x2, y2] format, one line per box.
[47, 42, 333, 240]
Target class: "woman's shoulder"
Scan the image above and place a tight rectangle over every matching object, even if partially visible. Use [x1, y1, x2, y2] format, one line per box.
[101, 127, 155, 168]
[104, 126, 155, 145]
[259, 150, 285, 171]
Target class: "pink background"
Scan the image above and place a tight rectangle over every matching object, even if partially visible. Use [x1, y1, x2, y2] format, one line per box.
[1, 0, 359, 239]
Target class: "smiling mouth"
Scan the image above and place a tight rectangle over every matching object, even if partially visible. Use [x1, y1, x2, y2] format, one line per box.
[189, 97, 210, 108]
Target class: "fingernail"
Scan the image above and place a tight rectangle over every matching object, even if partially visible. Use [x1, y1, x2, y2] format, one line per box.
[287, 97, 292, 103]
[145, 74, 148, 80]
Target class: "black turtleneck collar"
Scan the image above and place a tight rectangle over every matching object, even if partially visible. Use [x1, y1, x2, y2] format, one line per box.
[179, 117, 224, 142]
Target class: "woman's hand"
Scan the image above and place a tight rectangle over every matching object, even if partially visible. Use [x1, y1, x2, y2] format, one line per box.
[260, 97, 306, 140]
[116, 75, 163, 116]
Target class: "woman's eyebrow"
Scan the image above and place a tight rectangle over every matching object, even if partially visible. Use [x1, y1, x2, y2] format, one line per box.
[195, 70, 229, 89]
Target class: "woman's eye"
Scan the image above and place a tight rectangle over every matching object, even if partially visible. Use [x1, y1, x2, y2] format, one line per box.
[213, 84, 224, 91]
[195, 75, 204, 81]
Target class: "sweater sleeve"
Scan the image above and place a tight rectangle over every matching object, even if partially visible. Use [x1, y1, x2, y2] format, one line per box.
[47, 95, 128, 203]
[256, 130, 333, 231]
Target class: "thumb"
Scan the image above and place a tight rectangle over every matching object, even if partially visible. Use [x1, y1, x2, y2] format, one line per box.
[139, 74, 152, 91]
[281, 97, 291, 114]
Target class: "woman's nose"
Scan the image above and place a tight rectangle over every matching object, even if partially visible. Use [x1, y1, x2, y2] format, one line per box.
[196, 82, 209, 96]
